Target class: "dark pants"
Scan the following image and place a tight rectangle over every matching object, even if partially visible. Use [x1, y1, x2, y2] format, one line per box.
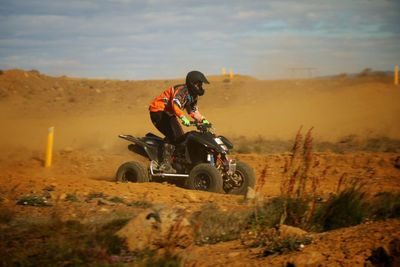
[150, 111, 184, 144]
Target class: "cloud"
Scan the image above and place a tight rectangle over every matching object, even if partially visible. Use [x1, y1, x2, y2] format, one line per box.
[0, 0, 399, 79]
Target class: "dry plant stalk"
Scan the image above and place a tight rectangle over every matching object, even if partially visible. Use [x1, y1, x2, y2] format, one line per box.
[281, 126, 303, 197]
[297, 127, 314, 198]
[256, 164, 268, 194]
[336, 173, 348, 194]
[253, 164, 268, 224]
[156, 216, 190, 259]
[305, 175, 320, 223]
[280, 126, 317, 226]
[280, 126, 303, 225]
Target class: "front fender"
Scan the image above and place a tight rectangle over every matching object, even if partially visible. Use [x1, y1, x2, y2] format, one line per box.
[218, 135, 233, 149]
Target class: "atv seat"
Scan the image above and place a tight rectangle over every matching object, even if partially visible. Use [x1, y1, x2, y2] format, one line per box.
[145, 132, 163, 140]
[144, 133, 164, 146]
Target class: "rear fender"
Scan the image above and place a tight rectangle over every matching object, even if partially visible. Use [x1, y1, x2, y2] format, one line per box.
[119, 135, 160, 161]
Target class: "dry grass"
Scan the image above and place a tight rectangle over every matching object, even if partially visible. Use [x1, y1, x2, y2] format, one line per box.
[312, 183, 368, 231]
[0, 207, 15, 224]
[0, 218, 132, 266]
[232, 135, 400, 154]
[369, 192, 400, 220]
[279, 127, 317, 226]
[256, 164, 268, 194]
[191, 203, 250, 245]
[16, 195, 53, 207]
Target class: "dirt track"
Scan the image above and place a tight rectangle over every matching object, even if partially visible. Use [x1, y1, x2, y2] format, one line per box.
[1, 69, 400, 266]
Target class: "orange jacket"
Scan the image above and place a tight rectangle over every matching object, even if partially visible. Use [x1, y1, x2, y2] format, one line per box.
[149, 84, 202, 119]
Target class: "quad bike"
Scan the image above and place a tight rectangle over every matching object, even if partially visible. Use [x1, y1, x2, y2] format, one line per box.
[116, 122, 255, 195]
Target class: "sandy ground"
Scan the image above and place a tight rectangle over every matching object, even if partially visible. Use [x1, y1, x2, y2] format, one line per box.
[0, 69, 399, 266]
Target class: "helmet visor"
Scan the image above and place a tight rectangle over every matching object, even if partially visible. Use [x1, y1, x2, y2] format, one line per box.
[200, 76, 210, 84]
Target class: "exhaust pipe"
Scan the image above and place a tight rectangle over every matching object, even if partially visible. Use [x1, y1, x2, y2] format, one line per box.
[150, 161, 189, 178]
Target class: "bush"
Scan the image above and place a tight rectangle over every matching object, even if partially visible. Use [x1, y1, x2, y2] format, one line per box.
[359, 68, 372, 77]
[108, 196, 125, 204]
[127, 200, 153, 208]
[262, 233, 312, 256]
[249, 197, 310, 233]
[249, 197, 285, 231]
[86, 192, 107, 201]
[16, 195, 52, 207]
[94, 218, 131, 254]
[369, 192, 400, 220]
[0, 218, 132, 266]
[243, 227, 312, 256]
[142, 251, 183, 267]
[65, 193, 78, 202]
[191, 203, 250, 244]
[312, 186, 367, 231]
[0, 207, 15, 224]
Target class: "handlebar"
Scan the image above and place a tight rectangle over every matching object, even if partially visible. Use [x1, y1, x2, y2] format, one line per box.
[189, 121, 211, 127]
[188, 121, 213, 132]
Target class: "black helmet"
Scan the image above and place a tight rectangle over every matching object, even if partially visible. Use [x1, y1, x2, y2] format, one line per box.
[186, 70, 209, 96]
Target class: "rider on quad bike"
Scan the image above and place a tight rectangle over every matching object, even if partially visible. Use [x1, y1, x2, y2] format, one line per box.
[117, 71, 255, 194]
[149, 70, 210, 173]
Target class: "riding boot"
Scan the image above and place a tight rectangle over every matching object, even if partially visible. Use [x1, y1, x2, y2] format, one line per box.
[160, 143, 176, 173]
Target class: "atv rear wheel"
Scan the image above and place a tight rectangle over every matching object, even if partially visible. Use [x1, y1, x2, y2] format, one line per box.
[116, 161, 149, 183]
[224, 161, 255, 195]
[187, 163, 223, 193]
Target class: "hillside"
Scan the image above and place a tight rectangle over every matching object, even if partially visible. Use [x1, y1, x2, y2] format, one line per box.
[0, 69, 399, 266]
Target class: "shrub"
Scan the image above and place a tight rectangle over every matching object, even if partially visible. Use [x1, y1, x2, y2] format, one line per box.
[94, 218, 131, 254]
[262, 234, 312, 256]
[249, 197, 285, 231]
[312, 185, 367, 231]
[65, 193, 78, 202]
[86, 192, 107, 201]
[359, 68, 372, 77]
[0, 207, 15, 224]
[235, 143, 252, 154]
[369, 192, 400, 220]
[249, 197, 310, 233]
[108, 196, 125, 204]
[243, 227, 312, 256]
[283, 198, 310, 227]
[140, 250, 183, 267]
[16, 195, 52, 207]
[29, 69, 40, 75]
[0, 218, 133, 266]
[191, 203, 250, 244]
[127, 200, 153, 208]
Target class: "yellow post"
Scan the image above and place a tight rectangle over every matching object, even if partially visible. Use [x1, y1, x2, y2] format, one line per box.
[221, 67, 226, 76]
[229, 68, 234, 79]
[45, 127, 54, 168]
[395, 65, 399, 85]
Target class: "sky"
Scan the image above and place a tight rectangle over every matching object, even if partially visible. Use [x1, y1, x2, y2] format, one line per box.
[0, 0, 399, 80]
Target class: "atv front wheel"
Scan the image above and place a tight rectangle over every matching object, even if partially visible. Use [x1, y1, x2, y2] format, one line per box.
[224, 161, 255, 195]
[187, 164, 223, 193]
[115, 161, 149, 183]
